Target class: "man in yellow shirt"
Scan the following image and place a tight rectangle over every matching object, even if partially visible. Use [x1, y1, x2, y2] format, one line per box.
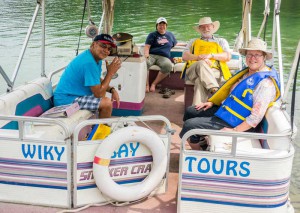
[182, 17, 231, 105]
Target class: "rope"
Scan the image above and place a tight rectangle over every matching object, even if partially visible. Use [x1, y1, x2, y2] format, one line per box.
[263, 15, 269, 41]
[291, 50, 300, 133]
[56, 202, 110, 213]
[257, 0, 270, 40]
[75, 0, 87, 56]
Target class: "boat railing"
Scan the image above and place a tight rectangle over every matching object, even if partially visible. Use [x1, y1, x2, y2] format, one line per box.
[48, 66, 67, 88]
[181, 128, 293, 157]
[72, 115, 173, 146]
[0, 115, 71, 144]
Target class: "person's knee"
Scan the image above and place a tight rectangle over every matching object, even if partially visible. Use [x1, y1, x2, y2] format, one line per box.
[160, 63, 173, 73]
[99, 97, 112, 110]
[180, 119, 194, 138]
[193, 60, 208, 69]
[183, 106, 197, 121]
[157, 58, 173, 73]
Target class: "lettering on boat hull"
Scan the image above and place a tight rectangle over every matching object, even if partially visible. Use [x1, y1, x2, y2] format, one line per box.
[185, 156, 250, 177]
[78, 142, 153, 183]
[22, 144, 65, 161]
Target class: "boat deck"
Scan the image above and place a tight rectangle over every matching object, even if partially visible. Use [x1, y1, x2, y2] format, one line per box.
[0, 89, 185, 213]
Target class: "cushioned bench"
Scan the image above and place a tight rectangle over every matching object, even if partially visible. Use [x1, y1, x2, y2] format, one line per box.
[0, 77, 93, 141]
[0, 78, 53, 129]
[207, 103, 291, 156]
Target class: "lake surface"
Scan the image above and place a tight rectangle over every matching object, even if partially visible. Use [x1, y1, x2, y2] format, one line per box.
[0, 0, 300, 210]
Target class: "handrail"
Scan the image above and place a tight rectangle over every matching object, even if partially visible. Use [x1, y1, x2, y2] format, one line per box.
[49, 66, 67, 82]
[181, 128, 292, 157]
[72, 115, 173, 146]
[0, 115, 71, 143]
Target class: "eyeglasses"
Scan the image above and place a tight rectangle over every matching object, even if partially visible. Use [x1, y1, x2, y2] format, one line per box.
[246, 54, 264, 59]
[98, 42, 113, 52]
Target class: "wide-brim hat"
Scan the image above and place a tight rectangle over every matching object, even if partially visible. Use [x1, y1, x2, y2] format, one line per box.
[239, 38, 272, 60]
[193, 17, 220, 34]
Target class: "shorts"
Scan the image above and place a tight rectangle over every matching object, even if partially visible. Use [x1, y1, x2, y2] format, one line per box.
[147, 54, 173, 74]
[73, 95, 102, 112]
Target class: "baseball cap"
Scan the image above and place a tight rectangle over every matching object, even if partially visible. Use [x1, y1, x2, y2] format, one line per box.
[156, 17, 167, 24]
[93, 34, 116, 47]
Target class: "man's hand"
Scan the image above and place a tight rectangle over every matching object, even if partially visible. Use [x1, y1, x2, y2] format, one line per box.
[196, 54, 213, 66]
[106, 57, 122, 77]
[111, 89, 120, 108]
[194, 101, 213, 111]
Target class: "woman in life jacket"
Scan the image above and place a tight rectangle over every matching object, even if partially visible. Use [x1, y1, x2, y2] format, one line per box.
[179, 38, 280, 150]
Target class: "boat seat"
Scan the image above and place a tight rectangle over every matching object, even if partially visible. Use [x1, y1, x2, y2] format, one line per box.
[208, 136, 261, 152]
[208, 103, 291, 155]
[260, 103, 291, 150]
[0, 77, 53, 129]
[32, 110, 93, 141]
[0, 77, 93, 140]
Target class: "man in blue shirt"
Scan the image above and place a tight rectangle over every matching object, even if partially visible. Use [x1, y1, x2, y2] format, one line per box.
[144, 17, 177, 92]
[54, 34, 121, 118]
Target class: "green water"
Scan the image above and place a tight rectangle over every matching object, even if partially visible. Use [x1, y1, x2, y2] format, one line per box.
[0, 0, 300, 210]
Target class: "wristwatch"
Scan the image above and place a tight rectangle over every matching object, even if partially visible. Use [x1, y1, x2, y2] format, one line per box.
[109, 87, 115, 93]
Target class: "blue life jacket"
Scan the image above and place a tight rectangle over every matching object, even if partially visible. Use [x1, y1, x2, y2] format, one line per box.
[214, 67, 280, 127]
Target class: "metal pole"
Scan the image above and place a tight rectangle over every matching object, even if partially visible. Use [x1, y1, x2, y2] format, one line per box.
[0, 66, 12, 90]
[98, 11, 105, 34]
[10, 2, 41, 90]
[274, 0, 284, 96]
[41, 0, 46, 77]
[282, 41, 300, 103]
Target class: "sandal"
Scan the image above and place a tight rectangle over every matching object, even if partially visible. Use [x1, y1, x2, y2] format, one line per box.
[159, 87, 175, 95]
[159, 88, 168, 94]
[162, 90, 175, 98]
[162, 90, 172, 98]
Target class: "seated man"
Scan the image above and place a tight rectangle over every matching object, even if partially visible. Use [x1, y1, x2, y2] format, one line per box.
[182, 17, 232, 105]
[54, 34, 121, 118]
[180, 38, 280, 150]
[144, 17, 178, 92]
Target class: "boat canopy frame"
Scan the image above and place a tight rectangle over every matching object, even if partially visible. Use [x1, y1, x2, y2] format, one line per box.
[0, 0, 46, 93]
[234, 0, 285, 96]
[0, 0, 291, 99]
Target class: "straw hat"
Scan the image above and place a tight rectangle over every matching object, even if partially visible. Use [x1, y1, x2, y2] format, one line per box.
[239, 38, 272, 60]
[193, 17, 220, 34]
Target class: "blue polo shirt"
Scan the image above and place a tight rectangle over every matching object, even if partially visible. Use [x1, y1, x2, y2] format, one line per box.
[54, 49, 102, 106]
